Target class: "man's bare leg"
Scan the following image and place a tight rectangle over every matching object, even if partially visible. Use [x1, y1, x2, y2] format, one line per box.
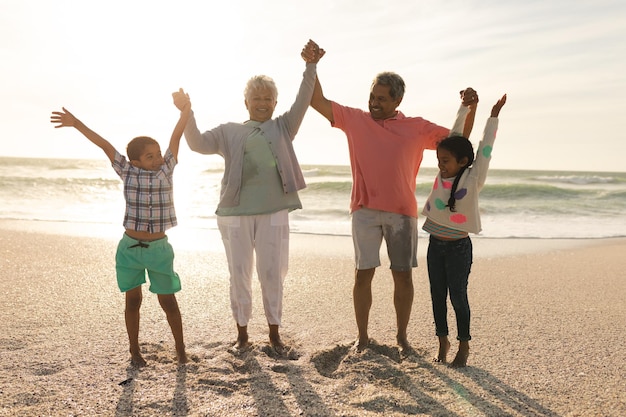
[392, 269, 414, 352]
[451, 341, 470, 368]
[434, 336, 451, 363]
[125, 287, 146, 367]
[353, 268, 375, 351]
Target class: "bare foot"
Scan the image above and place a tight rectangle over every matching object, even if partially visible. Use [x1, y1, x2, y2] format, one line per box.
[130, 353, 147, 368]
[176, 344, 188, 364]
[269, 326, 286, 355]
[235, 324, 252, 350]
[176, 343, 189, 365]
[451, 341, 469, 368]
[270, 336, 284, 348]
[434, 336, 450, 363]
[352, 337, 369, 352]
[235, 338, 252, 351]
[227, 339, 253, 356]
[397, 335, 414, 356]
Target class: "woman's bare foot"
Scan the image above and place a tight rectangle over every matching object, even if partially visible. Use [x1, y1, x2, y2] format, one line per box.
[451, 341, 469, 368]
[235, 324, 252, 350]
[434, 336, 450, 363]
[269, 324, 285, 353]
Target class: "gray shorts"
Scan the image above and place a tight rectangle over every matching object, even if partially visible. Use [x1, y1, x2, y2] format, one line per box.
[351, 207, 418, 271]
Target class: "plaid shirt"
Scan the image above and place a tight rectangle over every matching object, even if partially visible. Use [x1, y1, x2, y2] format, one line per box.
[112, 149, 177, 233]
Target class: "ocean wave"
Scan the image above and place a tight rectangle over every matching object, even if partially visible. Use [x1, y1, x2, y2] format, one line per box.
[0, 176, 120, 190]
[302, 181, 353, 193]
[480, 184, 582, 199]
[530, 174, 625, 185]
[2, 157, 625, 240]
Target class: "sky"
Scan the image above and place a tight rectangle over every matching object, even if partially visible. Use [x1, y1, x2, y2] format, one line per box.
[1, 0, 625, 172]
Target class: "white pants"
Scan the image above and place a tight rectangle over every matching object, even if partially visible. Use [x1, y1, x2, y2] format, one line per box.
[217, 210, 290, 327]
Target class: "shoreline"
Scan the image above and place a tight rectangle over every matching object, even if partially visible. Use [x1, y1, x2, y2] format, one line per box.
[1, 220, 625, 416]
[0, 218, 619, 257]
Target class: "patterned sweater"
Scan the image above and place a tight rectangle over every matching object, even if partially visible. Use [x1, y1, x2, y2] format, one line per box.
[422, 117, 499, 234]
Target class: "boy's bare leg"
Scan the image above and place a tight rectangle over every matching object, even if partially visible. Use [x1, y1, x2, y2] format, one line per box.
[236, 324, 252, 350]
[157, 294, 187, 364]
[353, 268, 375, 351]
[125, 287, 146, 367]
[434, 336, 451, 363]
[392, 270, 414, 352]
[451, 341, 470, 368]
[269, 324, 284, 351]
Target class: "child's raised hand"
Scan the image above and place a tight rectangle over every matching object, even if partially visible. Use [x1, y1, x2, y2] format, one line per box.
[50, 107, 78, 128]
[172, 88, 191, 112]
[491, 94, 507, 118]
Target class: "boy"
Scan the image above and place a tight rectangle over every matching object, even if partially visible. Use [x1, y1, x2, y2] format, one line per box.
[50, 96, 191, 366]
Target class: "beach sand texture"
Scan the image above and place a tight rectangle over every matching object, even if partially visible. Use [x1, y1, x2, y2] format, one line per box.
[1, 223, 625, 416]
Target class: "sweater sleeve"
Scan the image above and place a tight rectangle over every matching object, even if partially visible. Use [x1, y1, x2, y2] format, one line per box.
[184, 111, 220, 155]
[448, 104, 470, 137]
[278, 63, 317, 140]
[471, 117, 499, 189]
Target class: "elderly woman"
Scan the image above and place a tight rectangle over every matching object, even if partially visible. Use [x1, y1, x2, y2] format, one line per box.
[173, 40, 324, 352]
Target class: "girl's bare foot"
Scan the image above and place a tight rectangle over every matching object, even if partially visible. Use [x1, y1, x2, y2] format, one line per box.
[434, 336, 450, 363]
[397, 335, 414, 355]
[451, 341, 469, 368]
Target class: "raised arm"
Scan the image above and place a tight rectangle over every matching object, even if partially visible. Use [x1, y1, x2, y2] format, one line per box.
[490, 94, 507, 118]
[168, 89, 191, 161]
[277, 39, 325, 138]
[473, 94, 507, 187]
[311, 76, 334, 123]
[50, 107, 116, 163]
[460, 88, 479, 138]
[301, 40, 333, 124]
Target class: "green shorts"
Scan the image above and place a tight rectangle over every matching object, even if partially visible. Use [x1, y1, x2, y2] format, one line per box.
[115, 233, 181, 294]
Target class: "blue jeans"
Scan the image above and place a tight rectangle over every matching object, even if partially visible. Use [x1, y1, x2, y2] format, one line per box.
[426, 235, 473, 341]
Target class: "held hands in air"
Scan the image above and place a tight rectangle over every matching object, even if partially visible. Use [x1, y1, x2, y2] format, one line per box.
[460, 87, 479, 108]
[172, 88, 191, 112]
[301, 39, 325, 64]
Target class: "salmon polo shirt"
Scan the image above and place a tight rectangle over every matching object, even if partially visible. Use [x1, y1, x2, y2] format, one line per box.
[331, 102, 450, 218]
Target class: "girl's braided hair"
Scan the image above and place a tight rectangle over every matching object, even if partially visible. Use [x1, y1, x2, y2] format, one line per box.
[438, 136, 475, 212]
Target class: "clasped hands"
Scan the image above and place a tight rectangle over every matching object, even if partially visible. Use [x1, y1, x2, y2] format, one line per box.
[301, 39, 325, 64]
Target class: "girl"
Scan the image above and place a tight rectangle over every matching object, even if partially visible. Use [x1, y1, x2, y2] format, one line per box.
[422, 94, 507, 367]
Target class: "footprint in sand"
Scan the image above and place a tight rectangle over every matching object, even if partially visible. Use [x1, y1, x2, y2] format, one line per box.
[311, 341, 415, 378]
[310, 344, 351, 377]
[260, 344, 301, 360]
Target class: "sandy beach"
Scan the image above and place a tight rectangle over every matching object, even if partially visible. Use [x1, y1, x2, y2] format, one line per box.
[1, 219, 624, 416]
